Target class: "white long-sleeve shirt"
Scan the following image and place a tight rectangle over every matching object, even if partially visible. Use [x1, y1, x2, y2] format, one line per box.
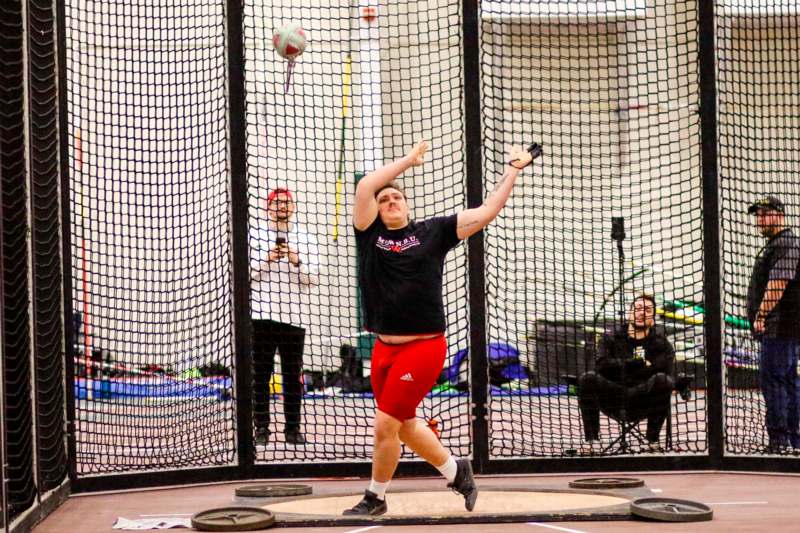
[249, 220, 320, 325]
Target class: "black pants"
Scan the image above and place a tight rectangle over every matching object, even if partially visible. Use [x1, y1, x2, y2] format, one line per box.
[578, 371, 673, 443]
[252, 319, 305, 433]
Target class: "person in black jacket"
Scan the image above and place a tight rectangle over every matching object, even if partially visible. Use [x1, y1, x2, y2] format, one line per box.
[578, 293, 676, 451]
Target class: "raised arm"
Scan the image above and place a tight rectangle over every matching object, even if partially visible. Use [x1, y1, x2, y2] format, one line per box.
[353, 141, 428, 231]
[456, 145, 535, 240]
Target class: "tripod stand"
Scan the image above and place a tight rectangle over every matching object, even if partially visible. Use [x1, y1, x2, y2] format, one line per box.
[610, 216, 633, 451]
[611, 216, 626, 325]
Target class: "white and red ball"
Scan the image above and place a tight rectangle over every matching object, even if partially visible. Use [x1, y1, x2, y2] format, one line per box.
[272, 23, 307, 60]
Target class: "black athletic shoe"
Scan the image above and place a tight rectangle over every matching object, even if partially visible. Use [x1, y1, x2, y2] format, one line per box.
[284, 429, 306, 445]
[447, 458, 478, 511]
[342, 490, 387, 516]
[765, 441, 788, 454]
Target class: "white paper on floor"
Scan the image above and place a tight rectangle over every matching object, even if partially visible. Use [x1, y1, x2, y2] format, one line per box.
[113, 517, 192, 530]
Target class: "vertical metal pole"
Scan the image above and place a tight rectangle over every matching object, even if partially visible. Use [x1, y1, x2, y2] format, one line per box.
[0, 153, 9, 533]
[355, 0, 383, 172]
[462, 0, 489, 473]
[227, 0, 253, 475]
[352, 3, 383, 363]
[698, 0, 723, 468]
[55, 0, 78, 484]
[29, 0, 68, 493]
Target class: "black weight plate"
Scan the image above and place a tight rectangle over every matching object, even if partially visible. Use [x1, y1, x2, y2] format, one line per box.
[569, 477, 645, 489]
[235, 484, 312, 498]
[191, 506, 275, 531]
[631, 497, 713, 522]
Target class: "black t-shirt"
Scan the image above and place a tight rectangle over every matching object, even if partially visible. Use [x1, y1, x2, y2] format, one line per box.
[746, 228, 800, 339]
[355, 215, 461, 335]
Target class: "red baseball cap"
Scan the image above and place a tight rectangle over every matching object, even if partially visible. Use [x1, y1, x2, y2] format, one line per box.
[267, 187, 293, 204]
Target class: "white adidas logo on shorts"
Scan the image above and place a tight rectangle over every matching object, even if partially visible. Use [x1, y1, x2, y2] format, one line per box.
[400, 372, 414, 382]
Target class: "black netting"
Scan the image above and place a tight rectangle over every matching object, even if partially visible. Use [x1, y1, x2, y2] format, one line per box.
[243, 2, 470, 461]
[64, 0, 236, 473]
[0, 0, 38, 516]
[51, 0, 800, 480]
[29, 0, 68, 491]
[718, 0, 800, 455]
[482, 1, 706, 457]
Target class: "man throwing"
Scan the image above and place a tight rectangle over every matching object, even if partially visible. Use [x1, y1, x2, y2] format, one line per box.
[343, 141, 539, 515]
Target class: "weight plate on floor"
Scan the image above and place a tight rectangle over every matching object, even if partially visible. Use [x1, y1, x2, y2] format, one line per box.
[569, 477, 645, 489]
[235, 484, 312, 498]
[630, 497, 713, 522]
[191, 507, 275, 531]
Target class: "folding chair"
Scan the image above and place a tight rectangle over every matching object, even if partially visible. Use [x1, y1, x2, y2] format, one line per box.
[568, 372, 691, 454]
[602, 406, 655, 454]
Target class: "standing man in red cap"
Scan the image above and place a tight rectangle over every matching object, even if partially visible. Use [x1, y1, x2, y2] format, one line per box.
[250, 187, 319, 445]
[746, 195, 800, 452]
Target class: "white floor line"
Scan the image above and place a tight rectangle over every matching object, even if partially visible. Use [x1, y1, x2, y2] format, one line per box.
[526, 523, 588, 533]
[650, 488, 663, 493]
[704, 501, 768, 505]
[138, 513, 193, 517]
[344, 526, 383, 533]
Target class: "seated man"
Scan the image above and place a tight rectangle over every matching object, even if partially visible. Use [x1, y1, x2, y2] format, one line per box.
[578, 293, 675, 451]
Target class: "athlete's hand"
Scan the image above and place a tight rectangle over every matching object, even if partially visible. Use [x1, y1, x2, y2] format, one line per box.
[508, 144, 533, 169]
[407, 140, 429, 167]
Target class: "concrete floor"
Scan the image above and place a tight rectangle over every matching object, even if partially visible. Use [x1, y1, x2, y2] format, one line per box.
[32, 471, 800, 532]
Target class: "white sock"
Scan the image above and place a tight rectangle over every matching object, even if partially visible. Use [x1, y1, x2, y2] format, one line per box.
[368, 479, 390, 500]
[436, 456, 458, 483]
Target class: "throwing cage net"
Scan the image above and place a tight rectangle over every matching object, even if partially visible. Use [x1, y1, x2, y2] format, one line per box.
[482, 0, 706, 457]
[58, 0, 800, 478]
[2, 0, 38, 514]
[244, 1, 470, 461]
[718, 0, 800, 455]
[64, 0, 237, 473]
[3, 0, 66, 519]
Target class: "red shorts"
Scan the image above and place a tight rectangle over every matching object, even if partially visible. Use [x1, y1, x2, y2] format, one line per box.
[370, 335, 447, 421]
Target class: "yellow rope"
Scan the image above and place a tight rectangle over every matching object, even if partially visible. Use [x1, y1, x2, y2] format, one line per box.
[333, 54, 352, 241]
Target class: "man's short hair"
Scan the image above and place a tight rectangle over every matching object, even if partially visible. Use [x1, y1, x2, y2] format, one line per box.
[632, 293, 656, 308]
